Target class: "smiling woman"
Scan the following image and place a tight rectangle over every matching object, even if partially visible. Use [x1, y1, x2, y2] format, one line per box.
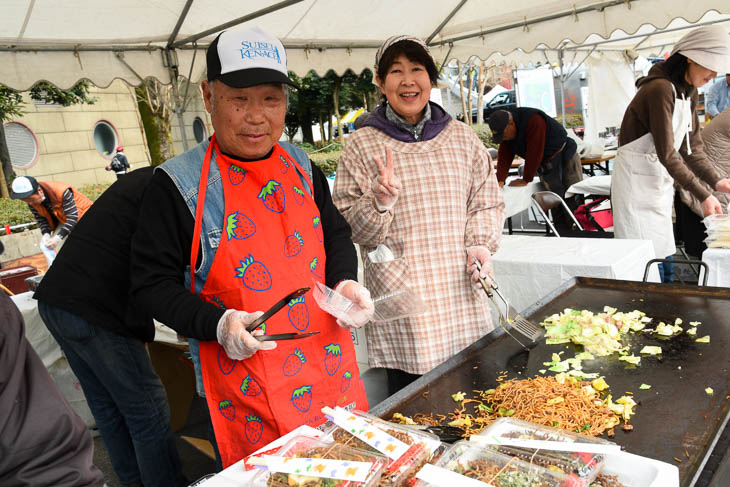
[332, 34, 506, 396]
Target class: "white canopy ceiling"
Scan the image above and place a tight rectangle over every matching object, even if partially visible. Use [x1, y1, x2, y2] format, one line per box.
[1, 0, 730, 90]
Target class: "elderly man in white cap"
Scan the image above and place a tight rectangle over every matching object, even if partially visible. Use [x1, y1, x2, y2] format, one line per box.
[130, 27, 372, 467]
[611, 25, 730, 282]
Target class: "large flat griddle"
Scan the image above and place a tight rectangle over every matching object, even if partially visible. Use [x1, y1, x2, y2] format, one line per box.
[370, 277, 730, 487]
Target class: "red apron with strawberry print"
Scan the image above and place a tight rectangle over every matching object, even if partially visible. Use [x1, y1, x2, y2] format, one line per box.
[192, 138, 367, 467]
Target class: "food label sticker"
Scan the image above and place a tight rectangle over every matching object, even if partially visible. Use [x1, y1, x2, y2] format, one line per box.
[327, 406, 410, 460]
[415, 464, 494, 487]
[263, 455, 372, 482]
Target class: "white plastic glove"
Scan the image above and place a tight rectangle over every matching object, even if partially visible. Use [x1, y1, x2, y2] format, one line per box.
[334, 280, 375, 330]
[216, 309, 277, 360]
[466, 246, 493, 286]
[371, 146, 402, 211]
[46, 235, 62, 250]
[40, 233, 52, 248]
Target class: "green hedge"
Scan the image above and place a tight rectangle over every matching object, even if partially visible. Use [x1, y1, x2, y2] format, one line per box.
[0, 182, 111, 229]
[308, 150, 341, 178]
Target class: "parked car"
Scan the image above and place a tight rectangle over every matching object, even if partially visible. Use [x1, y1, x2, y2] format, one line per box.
[457, 90, 517, 123]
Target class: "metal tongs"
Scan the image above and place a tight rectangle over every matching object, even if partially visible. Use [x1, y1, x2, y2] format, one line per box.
[473, 260, 544, 350]
[246, 287, 320, 341]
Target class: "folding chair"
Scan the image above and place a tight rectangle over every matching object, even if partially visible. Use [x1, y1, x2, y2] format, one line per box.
[530, 191, 584, 236]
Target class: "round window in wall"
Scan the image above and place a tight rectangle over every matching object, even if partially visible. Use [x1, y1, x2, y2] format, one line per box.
[193, 117, 207, 143]
[93, 120, 118, 157]
[4, 122, 39, 169]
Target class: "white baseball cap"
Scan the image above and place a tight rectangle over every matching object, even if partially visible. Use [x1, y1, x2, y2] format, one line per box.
[206, 27, 297, 89]
[10, 176, 39, 199]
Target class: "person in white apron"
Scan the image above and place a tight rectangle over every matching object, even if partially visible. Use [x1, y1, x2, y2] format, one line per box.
[612, 25, 730, 282]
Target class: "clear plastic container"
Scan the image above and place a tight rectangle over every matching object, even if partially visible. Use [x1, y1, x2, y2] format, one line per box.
[413, 440, 569, 487]
[372, 286, 427, 321]
[702, 214, 730, 231]
[475, 418, 613, 484]
[322, 410, 442, 486]
[312, 281, 356, 325]
[253, 434, 387, 487]
[703, 234, 730, 249]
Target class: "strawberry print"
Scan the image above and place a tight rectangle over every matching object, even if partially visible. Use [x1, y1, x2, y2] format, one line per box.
[244, 414, 263, 444]
[225, 211, 256, 240]
[340, 371, 352, 393]
[284, 231, 303, 257]
[313, 216, 323, 242]
[291, 385, 313, 412]
[219, 400, 236, 421]
[323, 344, 342, 376]
[236, 254, 272, 291]
[257, 180, 285, 213]
[217, 346, 236, 375]
[288, 296, 309, 331]
[282, 348, 306, 376]
[292, 186, 305, 206]
[309, 257, 323, 279]
[240, 375, 262, 397]
[228, 165, 247, 185]
[279, 154, 290, 174]
[210, 295, 226, 309]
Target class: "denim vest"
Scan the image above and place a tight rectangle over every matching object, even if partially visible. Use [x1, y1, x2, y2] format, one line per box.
[157, 140, 313, 294]
[158, 140, 313, 397]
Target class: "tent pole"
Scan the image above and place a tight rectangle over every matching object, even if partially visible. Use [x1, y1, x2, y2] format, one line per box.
[165, 49, 189, 152]
[426, 0, 468, 45]
[558, 48, 566, 127]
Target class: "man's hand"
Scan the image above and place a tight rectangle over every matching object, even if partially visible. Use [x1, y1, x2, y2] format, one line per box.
[466, 246, 493, 286]
[701, 195, 723, 217]
[40, 233, 52, 248]
[334, 280, 375, 330]
[216, 309, 277, 360]
[371, 146, 402, 211]
[508, 178, 528, 187]
[715, 178, 730, 193]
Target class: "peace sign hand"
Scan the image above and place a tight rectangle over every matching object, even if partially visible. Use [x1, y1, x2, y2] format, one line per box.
[371, 146, 402, 211]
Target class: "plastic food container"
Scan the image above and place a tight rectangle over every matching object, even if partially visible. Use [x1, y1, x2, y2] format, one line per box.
[312, 281, 357, 325]
[252, 434, 387, 487]
[474, 418, 614, 485]
[413, 440, 569, 487]
[322, 409, 442, 486]
[702, 214, 730, 231]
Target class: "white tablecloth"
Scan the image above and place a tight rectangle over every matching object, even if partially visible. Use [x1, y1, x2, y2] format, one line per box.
[503, 180, 544, 218]
[701, 248, 730, 287]
[492, 235, 660, 312]
[566, 175, 611, 197]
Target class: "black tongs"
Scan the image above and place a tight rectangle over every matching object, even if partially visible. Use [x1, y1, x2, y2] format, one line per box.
[245, 287, 319, 341]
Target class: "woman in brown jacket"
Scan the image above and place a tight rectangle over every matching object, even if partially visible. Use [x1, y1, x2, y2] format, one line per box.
[611, 25, 730, 281]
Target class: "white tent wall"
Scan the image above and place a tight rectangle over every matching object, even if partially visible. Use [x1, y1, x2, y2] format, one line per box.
[584, 51, 636, 152]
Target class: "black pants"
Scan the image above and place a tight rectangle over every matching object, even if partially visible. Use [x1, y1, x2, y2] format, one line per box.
[674, 192, 707, 258]
[385, 368, 421, 397]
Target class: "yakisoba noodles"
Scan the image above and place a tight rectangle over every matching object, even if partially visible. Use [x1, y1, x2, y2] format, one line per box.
[394, 374, 622, 438]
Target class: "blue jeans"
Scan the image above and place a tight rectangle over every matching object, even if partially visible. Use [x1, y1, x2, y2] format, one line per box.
[38, 301, 187, 487]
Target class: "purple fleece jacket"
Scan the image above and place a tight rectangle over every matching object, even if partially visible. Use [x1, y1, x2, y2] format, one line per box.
[363, 101, 452, 142]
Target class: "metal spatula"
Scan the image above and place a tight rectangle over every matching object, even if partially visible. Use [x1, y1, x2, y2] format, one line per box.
[473, 260, 544, 349]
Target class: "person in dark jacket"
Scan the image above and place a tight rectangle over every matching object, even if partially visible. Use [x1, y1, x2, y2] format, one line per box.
[34, 167, 187, 487]
[106, 146, 131, 179]
[0, 291, 104, 487]
[488, 107, 582, 198]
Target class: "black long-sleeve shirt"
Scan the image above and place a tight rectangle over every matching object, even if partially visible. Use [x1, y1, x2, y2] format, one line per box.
[130, 153, 358, 342]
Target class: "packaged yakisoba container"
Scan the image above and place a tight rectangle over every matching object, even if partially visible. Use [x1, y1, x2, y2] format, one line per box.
[321, 407, 443, 486]
[472, 418, 617, 485]
[413, 440, 569, 487]
[248, 434, 387, 487]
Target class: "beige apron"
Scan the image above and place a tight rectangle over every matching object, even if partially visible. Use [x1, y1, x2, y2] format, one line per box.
[612, 89, 693, 258]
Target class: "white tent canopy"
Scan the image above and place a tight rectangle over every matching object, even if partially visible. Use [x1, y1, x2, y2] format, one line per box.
[2, 0, 730, 91]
